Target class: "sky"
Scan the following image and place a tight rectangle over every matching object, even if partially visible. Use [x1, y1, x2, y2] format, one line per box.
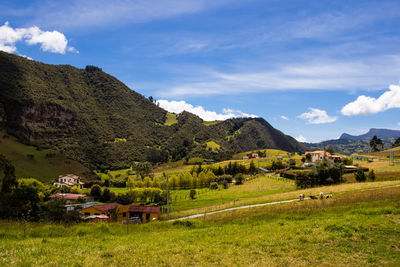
[1, 0, 400, 142]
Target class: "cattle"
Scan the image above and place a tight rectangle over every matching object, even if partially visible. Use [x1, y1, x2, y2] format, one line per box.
[319, 192, 324, 199]
[310, 195, 318, 200]
[299, 194, 305, 201]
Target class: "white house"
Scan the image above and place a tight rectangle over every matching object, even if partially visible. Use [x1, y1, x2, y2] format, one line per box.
[53, 174, 84, 189]
[305, 151, 331, 162]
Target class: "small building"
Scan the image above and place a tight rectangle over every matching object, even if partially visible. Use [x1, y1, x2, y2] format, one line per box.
[80, 203, 160, 223]
[305, 151, 331, 162]
[246, 152, 259, 159]
[49, 193, 87, 201]
[53, 174, 84, 189]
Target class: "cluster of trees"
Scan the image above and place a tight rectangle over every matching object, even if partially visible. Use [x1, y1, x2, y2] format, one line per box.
[355, 169, 376, 182]
[370, 136, 383, 152]
[202, 161, 258, 176]
[295, 159, 344, 188]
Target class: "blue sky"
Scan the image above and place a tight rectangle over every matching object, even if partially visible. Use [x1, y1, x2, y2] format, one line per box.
[1, 0, 400, 142]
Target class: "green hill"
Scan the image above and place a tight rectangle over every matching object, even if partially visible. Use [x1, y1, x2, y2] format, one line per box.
[0, 51, 305, 173]
[0, 131, 91, 182]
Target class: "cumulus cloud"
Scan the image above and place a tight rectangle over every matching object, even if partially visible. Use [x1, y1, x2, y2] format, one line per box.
[298, 108, 338, 124]
[296, 135, 307, 142]
[156, 99, 257, 121]
[341, 84, 400, 116]
[280, 115, 289, 120]
[0, 21, 76, 54]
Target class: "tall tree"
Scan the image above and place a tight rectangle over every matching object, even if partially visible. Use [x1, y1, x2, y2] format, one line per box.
[369, 135, 383, 152]
[393, 137, 400, 148]
[0, 154, 17, 193]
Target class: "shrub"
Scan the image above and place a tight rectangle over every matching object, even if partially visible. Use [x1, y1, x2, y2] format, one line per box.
[209, 182, 218, 190]
[355, 169, 367, 182]
[189, 189, 196, 199]
[234, 174, 244, 185]
[368, 170, 376, 181]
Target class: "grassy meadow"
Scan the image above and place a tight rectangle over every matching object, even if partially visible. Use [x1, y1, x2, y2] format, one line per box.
[0, 131, 90, 182]
[1, 186, 399, 266]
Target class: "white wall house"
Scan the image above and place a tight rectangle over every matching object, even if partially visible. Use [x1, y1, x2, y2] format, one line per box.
[53, 174, 84, 189]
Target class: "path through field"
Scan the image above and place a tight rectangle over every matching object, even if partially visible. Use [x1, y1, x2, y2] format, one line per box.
[168, 183, 400, 221]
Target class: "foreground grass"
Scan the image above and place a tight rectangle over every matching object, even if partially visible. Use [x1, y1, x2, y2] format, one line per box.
[1, 188, 399, 266]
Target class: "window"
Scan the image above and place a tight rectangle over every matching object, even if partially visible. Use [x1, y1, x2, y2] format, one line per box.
[84, 213, 90, 216]
[123, 212, 126, 217]
[94, 213, 100, 215]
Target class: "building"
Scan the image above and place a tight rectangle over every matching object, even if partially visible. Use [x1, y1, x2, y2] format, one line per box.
[305, 151, 331, 162]
[53, 174, 84, 189]
[80, 203, 161, 223]
[49, 193, 87, 201]
[244, 152, 259, 160]
[305, 151, 342, 163]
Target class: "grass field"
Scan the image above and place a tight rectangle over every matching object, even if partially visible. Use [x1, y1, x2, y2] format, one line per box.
[0, 131, 90, 182]
[164, 112, 178, 126]
[167, 175, 296, 213]
[167, 180, 400, 219]
[1, 186, 399, 266]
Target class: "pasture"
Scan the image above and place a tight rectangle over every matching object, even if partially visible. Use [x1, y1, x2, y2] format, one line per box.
[1, 186, 399, 266]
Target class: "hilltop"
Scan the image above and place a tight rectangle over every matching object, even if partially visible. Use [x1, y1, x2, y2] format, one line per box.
[340, 128, 400, 140]
[0, 51, 304, 173]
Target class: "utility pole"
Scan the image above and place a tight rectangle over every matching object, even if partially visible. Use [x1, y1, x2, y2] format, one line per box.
[165, 172, 170, 219]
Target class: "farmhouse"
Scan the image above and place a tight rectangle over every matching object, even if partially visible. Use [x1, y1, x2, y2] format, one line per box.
[80, 203, 160, 223]
[243, 152, 259, 160]
[53, 174, 84, 189]
[305, 151, 342, 163]
[305, 151, 330, 162]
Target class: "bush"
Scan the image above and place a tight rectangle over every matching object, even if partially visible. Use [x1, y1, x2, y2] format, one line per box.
[342, 158, 353, 165]
[234, 174, 244, 185]
[368, 170, 376, 181]
[189, 189, 196, 199]
[209, 182, 218, 190]
[355, 169, 367, 182]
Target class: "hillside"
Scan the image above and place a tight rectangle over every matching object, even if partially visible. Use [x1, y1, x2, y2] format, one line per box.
[0, 51, 304, 173]
[0, 131, 92, 181]
[340, 128, 400, 140]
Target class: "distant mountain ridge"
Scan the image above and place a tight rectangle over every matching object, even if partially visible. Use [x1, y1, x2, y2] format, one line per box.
[0, 51, 305, 172]
[339, 128, 400, 141]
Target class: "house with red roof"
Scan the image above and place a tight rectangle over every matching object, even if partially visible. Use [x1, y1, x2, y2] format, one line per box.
[53, 174, 84, 189]
[80, 203, 160, 223]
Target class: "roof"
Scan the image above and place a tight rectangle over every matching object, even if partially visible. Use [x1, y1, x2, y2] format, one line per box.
[306, 150, 328, 154]
[128, 205, 161, 213]
[49, 193, 87, 200]
[92, 202, 122, 212]
[58, 174, 80, 180]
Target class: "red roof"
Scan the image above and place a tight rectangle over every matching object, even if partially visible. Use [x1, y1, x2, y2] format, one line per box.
[49, 193, 87, 200]
[92, 202, 122, 212]
[58, 174, 80, 180]
[128, 205, 160, 213]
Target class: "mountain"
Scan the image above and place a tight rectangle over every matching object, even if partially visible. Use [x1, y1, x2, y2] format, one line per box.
[339, 128, 400, 141]
[303, 138, 395, 155]
[0, 51, 305, 172]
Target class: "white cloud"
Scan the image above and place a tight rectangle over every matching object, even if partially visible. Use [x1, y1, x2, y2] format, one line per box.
[280, 115, 289, 120]
[0, 21, 76, 54]
[157, 56, 400, 97]
[296, 135, 307, 142]
[341, 84, 400, 116]
[298, 108, 338, 124]
[156, 99, 257, 121]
